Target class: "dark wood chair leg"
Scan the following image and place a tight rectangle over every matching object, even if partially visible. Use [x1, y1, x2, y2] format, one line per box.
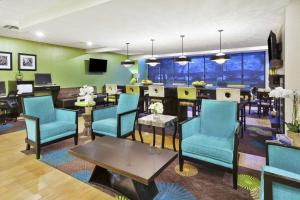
[91, 132, 95, 140]
[233, 169, 238, 189]
[132, 132, 136, 141]
[179, 156, 184, 171]
[173, 123, 177, 152]
[74, 135, 78, 145]
[36, 145, 41, 159]
[26, 143, 30, 150]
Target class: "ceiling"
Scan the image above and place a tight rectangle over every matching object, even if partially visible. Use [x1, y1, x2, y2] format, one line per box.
[0, 0, 290, 56]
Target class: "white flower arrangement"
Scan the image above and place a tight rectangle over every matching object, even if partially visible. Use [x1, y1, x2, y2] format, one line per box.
[269, 87, 294, 98]
[269, 87, 300, 132]
[79, 85, 95, 104]
[149, 102, 164, 114]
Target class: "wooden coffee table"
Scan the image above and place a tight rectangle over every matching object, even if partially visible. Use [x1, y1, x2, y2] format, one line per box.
[69, 136, 177, 200]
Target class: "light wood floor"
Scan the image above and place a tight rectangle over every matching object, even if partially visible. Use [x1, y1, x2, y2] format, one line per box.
[0, 117, 265, 199]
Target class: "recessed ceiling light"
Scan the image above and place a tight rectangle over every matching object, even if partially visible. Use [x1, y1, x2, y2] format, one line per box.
[86, 41, 93, 46]
[35, 31, 45, 37]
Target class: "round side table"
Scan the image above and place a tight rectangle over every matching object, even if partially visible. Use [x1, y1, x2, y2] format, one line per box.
[75, 101, 96, 136]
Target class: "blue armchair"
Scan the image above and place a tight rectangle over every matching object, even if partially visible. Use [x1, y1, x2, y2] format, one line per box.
[91, 93, 139, 139]
[23, 96, 78, 159]
[261, 142, 300, 200]
[179, 99, 240, 189]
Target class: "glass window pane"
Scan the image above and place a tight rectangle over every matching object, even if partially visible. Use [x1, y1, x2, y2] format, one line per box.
[204, 57, 223, 86]
[189, 56, 205, 83]
[223, 54, 242, 85]
[148, 65, 160, 82]
[174, 62, 189, 85]
[243, 52, 265, 87]
[160, 58, 174, 85]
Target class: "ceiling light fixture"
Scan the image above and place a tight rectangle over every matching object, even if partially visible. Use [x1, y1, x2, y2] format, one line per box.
[175, 35, 191, 66]
[121, 43, 134, 68]
[86, 41, 93, 46]
[146, 39, 160, 67]
[210, 30, 230, 65]
[35, 31, 45, 38]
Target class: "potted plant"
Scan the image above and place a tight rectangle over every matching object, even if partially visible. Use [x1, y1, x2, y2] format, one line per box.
[270, 87, 300, 146]
[141, 80, 153, 85]
[192, 80, 206, 88]
[149, 102, 164, 120]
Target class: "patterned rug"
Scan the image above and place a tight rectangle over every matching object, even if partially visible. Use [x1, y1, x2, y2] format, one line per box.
[23, 137, 261, 200]
[0, 120, 25, 135]
[239, 125, 273, 157]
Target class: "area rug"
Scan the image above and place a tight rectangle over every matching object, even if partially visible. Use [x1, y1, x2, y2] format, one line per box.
[0, 120, 25, 135]
[23, 137, 261, 200]
[238, 125, 273, 157]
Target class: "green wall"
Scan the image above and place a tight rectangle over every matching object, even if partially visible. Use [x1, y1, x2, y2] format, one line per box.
[0, 36, 134, 93]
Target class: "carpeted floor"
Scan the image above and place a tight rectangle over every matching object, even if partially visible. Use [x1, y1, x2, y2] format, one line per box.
[23, 137, 261, 200]
[0, 119, 25, 135]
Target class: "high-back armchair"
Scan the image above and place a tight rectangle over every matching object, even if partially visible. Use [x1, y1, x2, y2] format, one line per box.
[23, 96, 78, 159]
[179, 99, 240, 189]
[91, 93, 139, 140]
[261, 143, 300, 200]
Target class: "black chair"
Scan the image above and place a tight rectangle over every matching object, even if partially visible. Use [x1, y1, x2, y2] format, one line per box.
[248, 87, 258, 114]
[0, 91, 20, 123]
[257, 91, 273, 117]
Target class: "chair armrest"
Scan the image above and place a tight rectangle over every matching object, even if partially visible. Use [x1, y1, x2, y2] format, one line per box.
[117, 109, 139, 137]
[179, 116, 201, 141]
[266, 142, 300, 173]
[55, 108, 78, 124]
[24, 114, 40, 143]
[92, 106, 117, 122]
[263, 166, 300, 200]
[233, 122, 240, 167]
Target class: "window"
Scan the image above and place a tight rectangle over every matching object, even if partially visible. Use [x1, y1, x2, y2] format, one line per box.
[147, 51, 266, 87]
[222, 54, 242, 85]
[189, 57, 204, 83]
[243, 52, 265, 87]
[160, 58, 174, 85]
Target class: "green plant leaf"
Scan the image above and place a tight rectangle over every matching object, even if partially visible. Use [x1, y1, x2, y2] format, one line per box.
[285, 122, 300, 133]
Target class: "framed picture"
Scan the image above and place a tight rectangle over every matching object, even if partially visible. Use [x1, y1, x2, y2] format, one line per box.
[18, 53, 37, 71]
[0, 51, 12, 70]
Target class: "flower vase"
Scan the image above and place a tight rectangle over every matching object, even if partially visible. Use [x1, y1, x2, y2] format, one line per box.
[153, 113, 160, 121]
[287, 131, 300, 147]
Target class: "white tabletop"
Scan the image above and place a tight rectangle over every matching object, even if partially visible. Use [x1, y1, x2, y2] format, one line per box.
[138, 114, 177, 128]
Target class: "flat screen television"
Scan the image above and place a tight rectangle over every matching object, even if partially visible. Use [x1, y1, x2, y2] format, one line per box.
[267, 31, 279, 61]
[35, 73, 52, 85]
[89, 58, 107, 73]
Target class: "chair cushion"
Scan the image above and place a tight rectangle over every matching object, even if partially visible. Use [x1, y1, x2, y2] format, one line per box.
[182, 134, 233, 164]
[40, 121, 76, 140]
[92, 118, 117, 137]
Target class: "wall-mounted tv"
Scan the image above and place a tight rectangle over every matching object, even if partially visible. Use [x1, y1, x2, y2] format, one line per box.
[89, 58, 107, 73]
[267, 31, 280, 61]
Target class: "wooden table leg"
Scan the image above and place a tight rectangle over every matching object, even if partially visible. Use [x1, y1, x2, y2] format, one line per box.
[173, 122, 177, 152]
[162, 128, 165, 149]
[152, 126, 156, 147]
[138, 124, 144, 143]
[90, 165, 158, 200]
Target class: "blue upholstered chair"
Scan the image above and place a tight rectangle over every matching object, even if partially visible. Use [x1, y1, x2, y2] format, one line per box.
[91, 93, 139, 140]
[261, 142, 300, 200]
[179, 99, 240, 189]
[23, 96, 78, 159]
